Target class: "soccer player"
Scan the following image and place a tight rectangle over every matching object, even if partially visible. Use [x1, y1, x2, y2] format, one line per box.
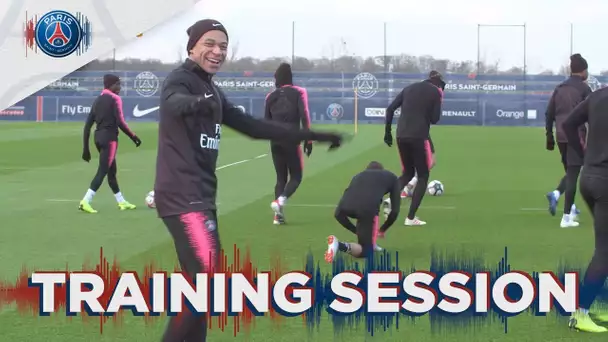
[545, 53, 592, 228]
[562, 83, 608, 333]
[325, 161, 401, 262]
[79, 74, 141, 213]
[264, 62, 312, 225]
[154, 19, 344, 342]
[383, 71, 444, 226]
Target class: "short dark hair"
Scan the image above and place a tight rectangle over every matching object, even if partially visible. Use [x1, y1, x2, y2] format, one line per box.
[367, 161, 383, 170]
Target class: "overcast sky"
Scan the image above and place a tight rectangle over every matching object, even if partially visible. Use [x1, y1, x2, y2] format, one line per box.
[106, 0, 608, 73]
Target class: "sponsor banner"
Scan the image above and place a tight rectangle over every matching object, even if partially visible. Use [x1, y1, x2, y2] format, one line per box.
[26, 95, 549, 128]
[485, 102, 528, 126]
[0, 97, 37, 121]
[357, 99, 480, 126]
[45, 96, 162, 122]
[213, 78, 275, 91]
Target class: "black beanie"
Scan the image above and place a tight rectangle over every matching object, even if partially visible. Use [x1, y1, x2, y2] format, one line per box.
[186, 19, 229, 53]
[274, 63, 293, 87]
[570, 53, 588, 73]
[103, 74, 120, 89]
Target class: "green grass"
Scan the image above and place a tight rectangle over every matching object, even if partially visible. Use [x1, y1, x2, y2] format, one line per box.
[0, 122, 604, 341]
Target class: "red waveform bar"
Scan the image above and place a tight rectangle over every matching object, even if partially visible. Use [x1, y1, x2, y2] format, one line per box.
[0, 245, 286, 336]
[23, 11, 37, 57]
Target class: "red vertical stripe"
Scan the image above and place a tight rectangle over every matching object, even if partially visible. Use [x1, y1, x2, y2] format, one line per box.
[36, 96, 43, 122]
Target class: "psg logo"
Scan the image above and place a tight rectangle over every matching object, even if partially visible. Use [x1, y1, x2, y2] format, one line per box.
[34, 10, 83, 58]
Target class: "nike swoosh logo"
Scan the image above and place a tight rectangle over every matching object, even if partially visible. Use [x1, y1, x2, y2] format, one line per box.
[212, 23, 222, 27]
[204, 93, 213, 98]
[133, 105, 160, 117]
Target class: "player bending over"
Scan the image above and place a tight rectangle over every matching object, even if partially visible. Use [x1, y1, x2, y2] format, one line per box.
[383, 71, 444, 226]
[545, 53, 591, 228]
[154, 19, 344, 342]
[325, 161, 401, 262]
[79, 74, 141, 213]
[264, 63, 312, 225]
[562, 83, 608, 333]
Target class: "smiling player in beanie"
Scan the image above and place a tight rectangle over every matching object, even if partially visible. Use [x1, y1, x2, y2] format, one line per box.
[79, 74, 141, 213]
[154, 19, 344, 342]
[545, 53, 592, 228]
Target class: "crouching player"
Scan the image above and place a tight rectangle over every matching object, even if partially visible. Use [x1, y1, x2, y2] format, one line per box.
[325, 161, 401, 262]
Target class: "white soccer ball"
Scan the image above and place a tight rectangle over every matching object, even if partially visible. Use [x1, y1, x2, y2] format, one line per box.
[427, 180, 444, 196]
[145, 191, 155, 208]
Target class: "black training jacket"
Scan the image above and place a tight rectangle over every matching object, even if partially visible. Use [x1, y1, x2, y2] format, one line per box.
[385, 80, 442, 139]
[545, 75, 592, 143]
[154, 58, 331, 218]
[338, 169, 401, 231]
[83, 89, 136, 145]
[563, 87, 608, 177]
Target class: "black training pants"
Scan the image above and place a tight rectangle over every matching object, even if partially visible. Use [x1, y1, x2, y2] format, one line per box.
[161, 210, 221, 342]
[578, 173, 608, 309]
[397, 137, 431, 219]
[271, 143, 303, 199]
[89, 140, 120, 193]
[557, 142, 583, 214]
[334, 207, 378, 257]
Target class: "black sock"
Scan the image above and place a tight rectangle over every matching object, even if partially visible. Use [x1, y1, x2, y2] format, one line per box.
[338, 242, 349, 252]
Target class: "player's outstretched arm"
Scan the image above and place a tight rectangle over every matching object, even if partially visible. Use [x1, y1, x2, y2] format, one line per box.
[221, 97, 343, 147]
[223, 106, 341, 146]
[161, 71, 211, 116]
[563, 97, 590, 159]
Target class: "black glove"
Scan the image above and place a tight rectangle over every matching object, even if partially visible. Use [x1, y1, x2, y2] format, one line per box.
[384, 131, 393, 147]
[546, 133, 555, 151]
[82, 148, 91, 162]
[131, 135, 142, 147]
[303, 141, 313, 157]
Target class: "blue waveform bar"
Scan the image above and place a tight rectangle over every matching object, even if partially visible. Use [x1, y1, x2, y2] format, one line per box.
[303, 246, 608, 337]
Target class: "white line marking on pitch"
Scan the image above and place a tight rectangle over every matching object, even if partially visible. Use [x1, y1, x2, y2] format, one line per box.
[46, 154, 268, 203]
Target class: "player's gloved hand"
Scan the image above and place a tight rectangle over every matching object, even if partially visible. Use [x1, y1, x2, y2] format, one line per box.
[82, 148, 91, 163]
[131, 135, 142, 147]
[303, 141, 313, 157]
[546, 133, 555, 151]
[194, 96, 219, 116]
[384, 131, 393, 147]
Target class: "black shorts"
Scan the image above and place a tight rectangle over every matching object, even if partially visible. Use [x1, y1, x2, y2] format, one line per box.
[162, 210, 221, 275]
[397, 137, 433, 173]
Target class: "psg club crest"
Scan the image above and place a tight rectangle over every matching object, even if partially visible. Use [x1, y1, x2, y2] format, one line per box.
[326, 103, 344, 120]
[24, 10, 92, 58]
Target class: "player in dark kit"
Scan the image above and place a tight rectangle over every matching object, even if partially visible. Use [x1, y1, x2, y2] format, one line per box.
[264, 63, 312, 225]
[545, 53, 592, 228]
[79, 74, 141, 213]
[325, 161, 401, 262]
[154, 19, 344, 342]
[562, 84, 608, 333]
[383, 71, 444, 226]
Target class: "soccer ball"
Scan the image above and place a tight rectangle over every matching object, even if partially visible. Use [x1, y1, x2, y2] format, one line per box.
[427, 180, 444, 196]
[145, 191, 155, 208]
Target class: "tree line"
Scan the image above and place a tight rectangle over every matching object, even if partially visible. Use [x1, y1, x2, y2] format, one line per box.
[78, 53, 608, 76]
